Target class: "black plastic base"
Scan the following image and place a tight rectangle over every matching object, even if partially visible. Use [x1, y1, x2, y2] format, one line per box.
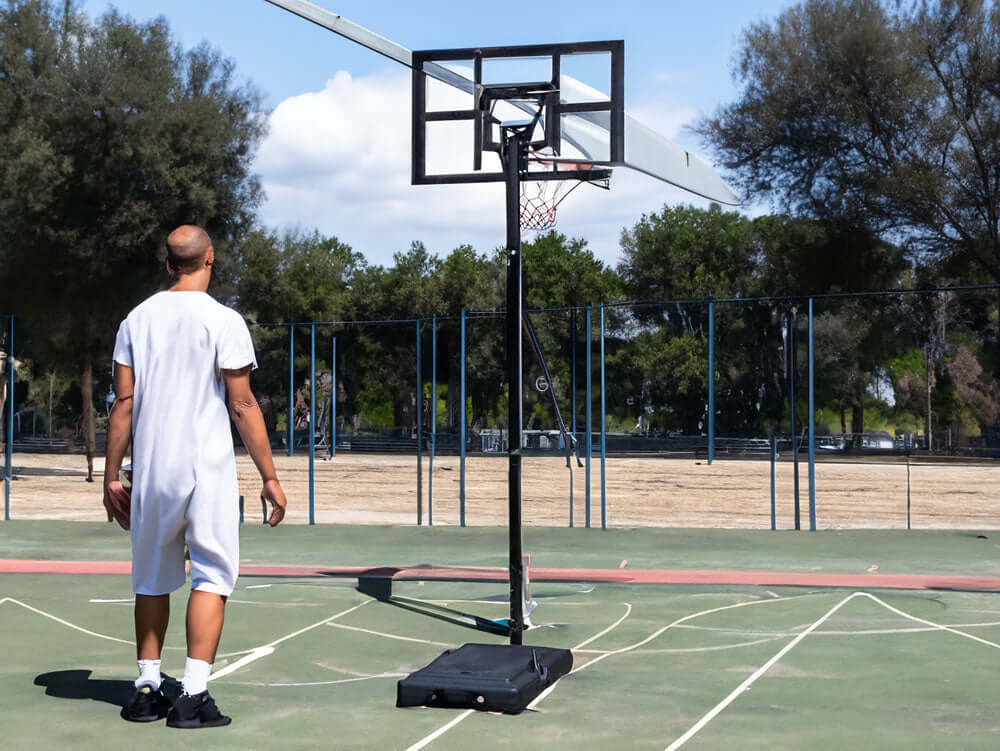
[396, 643, 573, 714]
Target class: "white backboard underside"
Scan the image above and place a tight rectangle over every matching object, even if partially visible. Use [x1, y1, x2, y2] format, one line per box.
[264, 0, 739, 205]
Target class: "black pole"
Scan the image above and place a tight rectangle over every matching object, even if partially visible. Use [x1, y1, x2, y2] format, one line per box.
[416, 319, 422, 526]
[789, 309, 800, 530]
[504, 130, 525, 645]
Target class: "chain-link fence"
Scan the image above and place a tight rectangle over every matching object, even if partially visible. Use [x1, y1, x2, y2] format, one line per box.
[4, 285, 999, 528]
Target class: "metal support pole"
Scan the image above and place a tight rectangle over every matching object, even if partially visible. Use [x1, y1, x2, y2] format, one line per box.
[770, 436, 777, 530]
[504, 130, 526, 645]
[330, 336, 337, 459]
[585, 306, 592, 529]
[789, 309, 800, 530]
[600, 304, 607, 530]
[429, 316, 436, 526]
[460, 309, 466, 527]
[808, 298, 816, 531]
[570, 309, 576, 528]
[288, 325, 294, 457]
[906, 453, 912, 530]
[416, 320, 422, 525]
[5, 315, 14, 520]
[309, 323, 316, 525]
[708, 301, 714, 465]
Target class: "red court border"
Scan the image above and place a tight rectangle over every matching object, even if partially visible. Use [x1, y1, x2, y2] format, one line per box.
[3, 559, 1000, 592]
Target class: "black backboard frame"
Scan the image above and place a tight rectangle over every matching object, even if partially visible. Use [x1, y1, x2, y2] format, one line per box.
[411, 41, 624, 185]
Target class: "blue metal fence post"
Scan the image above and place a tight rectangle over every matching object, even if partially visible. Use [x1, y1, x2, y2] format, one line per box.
[570, 309, 576, 528]
[5, 315, 13, 520]
[416, 320, 422, 525]
[770, 436, 777, 531]
[330, 336, 337, 459]
[585, 306, 592, 528]
[429, 316, 436, 526]
[309, 323, 316, 525]
[460, 309, 466, 527]
[600, 304, 607, 530]
[808, 298, 816, 531]
[708, 301, 715, 465]
[288, 325, 294, 457]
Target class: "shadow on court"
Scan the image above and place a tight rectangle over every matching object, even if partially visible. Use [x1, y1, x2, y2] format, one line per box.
[33, 670, 180, 708]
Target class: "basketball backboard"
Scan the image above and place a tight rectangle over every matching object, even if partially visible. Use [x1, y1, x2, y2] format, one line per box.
[411, 42, 623, 185]
[263, 0, 739, 204]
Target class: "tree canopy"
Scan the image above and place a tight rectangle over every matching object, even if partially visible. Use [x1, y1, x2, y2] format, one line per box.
[0, 0, 266, 472]
[698, 0, 1000, 282]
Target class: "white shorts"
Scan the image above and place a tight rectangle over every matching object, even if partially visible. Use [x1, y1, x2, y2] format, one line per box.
[130, 479, 240, 597]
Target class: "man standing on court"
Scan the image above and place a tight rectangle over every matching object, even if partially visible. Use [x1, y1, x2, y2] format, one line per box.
[103, 225, 288, 728]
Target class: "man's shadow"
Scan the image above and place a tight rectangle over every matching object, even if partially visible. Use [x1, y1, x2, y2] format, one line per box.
[34, 670, 180, 708]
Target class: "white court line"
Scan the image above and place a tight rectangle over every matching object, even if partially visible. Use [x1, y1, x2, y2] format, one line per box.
[528, 594, 806, 712]
[406, 593, 808, 750]
[209, 600, 370, 682]
[673, 620, 1000, 637]
[859, 592, 1000, 649]
[209, 647, 276, 681]
[406, 711, 476, 751]
[246, 584, 273, 589]
[1, 597, 134, 645]
[328, 622, 453, 647]
[573, 603, 633, 650]
[662, 591, 1000, 751]
[405, 602, 635, 751]
[1, 596, 257, 658]
[89, 598, 134, 603]
[227, 599, 325, 607]
[259, 673, 406, 687]
[664, 592, 861, 751]
[629, 637, 782, 654]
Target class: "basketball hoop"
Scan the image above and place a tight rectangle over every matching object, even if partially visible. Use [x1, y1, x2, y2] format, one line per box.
[520, 151, 609, 232]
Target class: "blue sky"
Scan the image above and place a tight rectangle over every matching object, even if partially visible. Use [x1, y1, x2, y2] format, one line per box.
[81, 0, 792, 266]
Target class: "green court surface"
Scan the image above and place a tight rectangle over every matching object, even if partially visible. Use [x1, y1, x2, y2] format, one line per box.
[3, 523, 1000, 749]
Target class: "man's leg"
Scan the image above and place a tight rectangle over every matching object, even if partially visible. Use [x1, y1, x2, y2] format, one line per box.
[121, 594, 172, 722]
[186, 589, 227, 663]
[135, 593, 170, 660]
[167, 482, 237, 727]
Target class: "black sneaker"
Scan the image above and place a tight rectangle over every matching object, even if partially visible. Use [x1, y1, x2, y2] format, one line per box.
[165, 690, 231, 729]
[120, 684, 171, 722]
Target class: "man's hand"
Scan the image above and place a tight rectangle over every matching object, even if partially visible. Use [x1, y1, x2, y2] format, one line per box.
[261, 479, 287, 527]
[103, 480, 131, 530]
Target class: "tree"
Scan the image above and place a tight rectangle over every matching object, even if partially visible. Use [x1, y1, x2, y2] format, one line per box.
[0, 2, 265, 477]
[698, 0, 1000, 283]
[234, 228, 364, 437]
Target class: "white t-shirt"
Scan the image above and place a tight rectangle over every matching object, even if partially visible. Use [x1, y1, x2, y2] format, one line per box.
[113, 291, 256, 500]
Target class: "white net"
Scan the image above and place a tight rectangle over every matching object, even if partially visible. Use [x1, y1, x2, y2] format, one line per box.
[520, 151, 610, 231]
[520, 180, 571, 232]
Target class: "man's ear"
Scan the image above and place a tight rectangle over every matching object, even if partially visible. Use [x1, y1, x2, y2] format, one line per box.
[206, 246, 215, 267]
[166, 258, 175, 276]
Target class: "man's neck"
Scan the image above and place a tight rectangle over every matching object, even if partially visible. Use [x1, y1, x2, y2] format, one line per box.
[169, 271, 211, 293]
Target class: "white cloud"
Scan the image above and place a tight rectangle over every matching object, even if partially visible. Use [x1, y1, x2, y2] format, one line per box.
[255, 68, 726, 268]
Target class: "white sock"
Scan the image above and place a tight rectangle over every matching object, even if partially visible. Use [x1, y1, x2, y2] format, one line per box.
[135, 659, 161, 690]
[182, 657, 212, 696]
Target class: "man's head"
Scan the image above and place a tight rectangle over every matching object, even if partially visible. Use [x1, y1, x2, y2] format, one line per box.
[166, 225, 214, 276]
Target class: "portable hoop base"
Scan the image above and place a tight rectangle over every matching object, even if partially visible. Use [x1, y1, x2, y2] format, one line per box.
[396, 643, 573, 714]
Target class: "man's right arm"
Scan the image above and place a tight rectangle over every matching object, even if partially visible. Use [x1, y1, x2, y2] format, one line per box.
[223, 366, 287, 526]
[103, 363, 133, 530]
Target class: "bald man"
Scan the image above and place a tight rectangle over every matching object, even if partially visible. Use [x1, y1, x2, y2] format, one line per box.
[104, 225, 287, 728]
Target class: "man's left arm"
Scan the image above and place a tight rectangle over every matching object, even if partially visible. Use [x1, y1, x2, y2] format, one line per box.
[103, 363, 134, 530]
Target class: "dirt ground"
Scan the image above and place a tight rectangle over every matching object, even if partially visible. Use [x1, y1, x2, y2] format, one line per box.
[4, 451, 999, 529]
